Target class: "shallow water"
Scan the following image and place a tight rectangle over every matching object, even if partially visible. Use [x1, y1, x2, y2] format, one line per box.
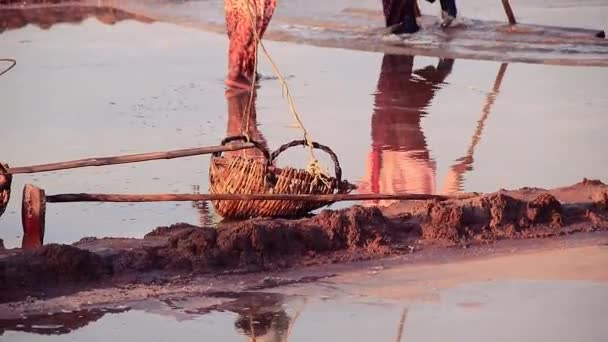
[2, 280, 608, 341]
[1, 2, 608, 247]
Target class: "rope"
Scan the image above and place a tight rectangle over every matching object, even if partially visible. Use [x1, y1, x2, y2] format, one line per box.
[243, 1, 259, 144]
[0, 59, 16, 77]
[242, 1, 330, 184]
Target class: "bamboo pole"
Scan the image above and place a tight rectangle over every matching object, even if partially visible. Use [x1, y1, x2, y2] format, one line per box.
[501, 0, 517, 25]
[46, 192, 477, 203]
[5, 142, 255, 174]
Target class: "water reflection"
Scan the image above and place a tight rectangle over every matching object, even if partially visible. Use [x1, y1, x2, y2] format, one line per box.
[223, 293, 292, 342]
[445, 62, 508, 194]
[3, 280, 608, 340]
[171, 292, 300, 342]
[224, 88, 269, 160]
[0, 292, 300, 340]
[359, 54, 452, 206]
[359, 55, 508, 205]
[0, 2, 154, 33]
[191, 184, 216, 227]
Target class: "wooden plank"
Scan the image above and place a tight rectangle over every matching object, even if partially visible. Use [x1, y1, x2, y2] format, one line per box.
[46, 192, 477, 203]
[21, 184, 46, 250]
[6, 143, 255, 174]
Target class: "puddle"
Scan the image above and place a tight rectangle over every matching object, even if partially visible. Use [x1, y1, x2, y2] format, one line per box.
[2, 280, 607, 341]
[1, 3, 608, 248]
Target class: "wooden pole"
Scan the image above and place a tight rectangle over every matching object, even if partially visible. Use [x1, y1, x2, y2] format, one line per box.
[501, 0, 517, 25]
[5, 142, 256, 175]
[395, 308, 408, 342]
[22, 184, 46, 250]
[46, 192, 476, 203]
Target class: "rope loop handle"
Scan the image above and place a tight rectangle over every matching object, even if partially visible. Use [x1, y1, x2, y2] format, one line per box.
[213, 135, 271, 161]
[271, 140, 350, 193]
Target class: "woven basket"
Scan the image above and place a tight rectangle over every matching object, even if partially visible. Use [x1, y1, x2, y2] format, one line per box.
[209, 136, 350, 219]
[0, 164, 11, 218]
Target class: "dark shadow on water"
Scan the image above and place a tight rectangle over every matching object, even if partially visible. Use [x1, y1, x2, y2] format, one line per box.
[0, 307, 129, 336]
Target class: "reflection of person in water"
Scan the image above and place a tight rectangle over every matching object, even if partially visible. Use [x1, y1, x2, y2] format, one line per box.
[358, 54, 457, 206]
[224, 88, 269, 160]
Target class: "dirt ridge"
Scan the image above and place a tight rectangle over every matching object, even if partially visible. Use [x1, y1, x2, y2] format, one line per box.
[1, 180, 607, 302]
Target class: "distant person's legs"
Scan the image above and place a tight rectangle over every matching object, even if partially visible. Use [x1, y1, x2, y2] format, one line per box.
[440, 0, 457, 27]
[424, 0, 458, 27]
[382, 0, 420, 34]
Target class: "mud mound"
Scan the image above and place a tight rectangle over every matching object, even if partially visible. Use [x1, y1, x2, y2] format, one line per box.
[413, 193, 565, 243]
[527, 193, 563, 226]
[0, 244, 111, 291]
[213, 206, 393, 269]
[166, 206, 388, 271]
[1, 183, 607, 302]
[86, 206, 395, 274]
[419, 202, 467, 241]
[593, 191, 608, 210]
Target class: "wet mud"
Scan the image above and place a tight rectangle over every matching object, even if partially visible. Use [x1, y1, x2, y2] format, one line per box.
[1, 180, 607, 303]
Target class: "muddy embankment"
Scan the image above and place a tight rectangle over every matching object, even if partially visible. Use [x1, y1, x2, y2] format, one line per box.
[1, 179, 607, 302]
